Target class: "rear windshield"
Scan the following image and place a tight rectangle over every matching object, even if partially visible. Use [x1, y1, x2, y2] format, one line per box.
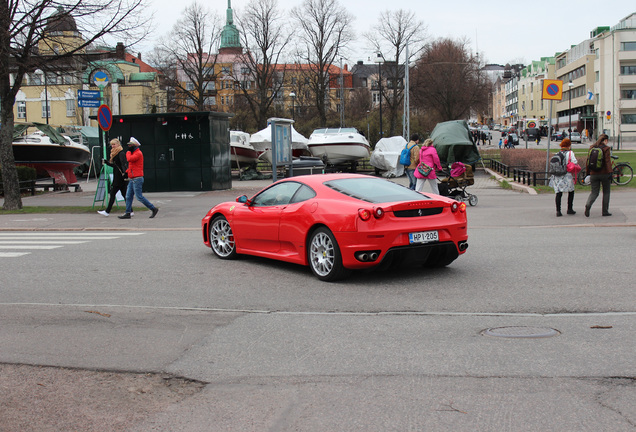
[324, 178, 428, 203]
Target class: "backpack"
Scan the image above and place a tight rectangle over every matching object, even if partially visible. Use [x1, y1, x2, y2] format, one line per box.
[587, 146, 603, 172]
[549, 151, 567, 175]
[399, 143, 416, 166]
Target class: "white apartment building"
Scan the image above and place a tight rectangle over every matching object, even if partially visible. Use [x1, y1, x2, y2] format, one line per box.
[592, 13, 636, 142]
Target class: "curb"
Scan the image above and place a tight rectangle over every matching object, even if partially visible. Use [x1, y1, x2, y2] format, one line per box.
[484, 167, 537, 195]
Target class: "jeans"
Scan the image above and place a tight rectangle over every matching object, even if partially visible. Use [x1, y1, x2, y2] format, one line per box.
[405, 169, 417, 190]
[586, 173, 611, 214]
[125, 177, 156, 213]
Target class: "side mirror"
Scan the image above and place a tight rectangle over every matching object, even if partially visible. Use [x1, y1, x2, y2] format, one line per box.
[237, 195, 248, 203]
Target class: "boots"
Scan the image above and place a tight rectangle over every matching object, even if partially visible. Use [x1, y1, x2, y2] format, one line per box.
[555, 192, 562, 217]
[567, 192, 576, 215]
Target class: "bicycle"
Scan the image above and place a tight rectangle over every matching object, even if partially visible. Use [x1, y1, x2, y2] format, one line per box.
[577, 154, 633, 186]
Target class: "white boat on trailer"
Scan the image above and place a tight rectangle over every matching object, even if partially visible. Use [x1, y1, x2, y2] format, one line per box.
[229, 131, 260, 168]
[307, 127, 370, 165]
[250, 124, 310, 164]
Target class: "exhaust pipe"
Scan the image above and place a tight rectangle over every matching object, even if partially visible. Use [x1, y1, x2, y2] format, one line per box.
[458, 241, 468, 251]
[369, 252, 379, 261]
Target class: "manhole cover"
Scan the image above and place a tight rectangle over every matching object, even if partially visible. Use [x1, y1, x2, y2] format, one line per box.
[481, 326, 560, 338]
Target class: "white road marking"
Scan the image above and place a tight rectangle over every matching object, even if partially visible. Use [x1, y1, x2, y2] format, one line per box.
[0, 252, 31, 258]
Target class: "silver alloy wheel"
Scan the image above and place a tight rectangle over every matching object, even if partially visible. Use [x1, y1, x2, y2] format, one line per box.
[210, 217, 235, 258]
[309, 231, 335, 277]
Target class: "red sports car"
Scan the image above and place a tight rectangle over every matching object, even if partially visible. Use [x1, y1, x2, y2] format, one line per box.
[202, 173, 468, 281]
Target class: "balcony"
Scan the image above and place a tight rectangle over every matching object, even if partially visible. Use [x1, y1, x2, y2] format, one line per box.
[618, 50, 636, 61]
[620, 99, 636, 109]
[619, 75, 636, 85]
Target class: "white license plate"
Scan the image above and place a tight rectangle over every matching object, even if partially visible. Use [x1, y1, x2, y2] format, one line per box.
[409, 230, 439, 244]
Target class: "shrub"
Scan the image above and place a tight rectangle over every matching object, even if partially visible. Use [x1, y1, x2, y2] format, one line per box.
[501, 149, 549, 173]
[0, 166, 37, 182]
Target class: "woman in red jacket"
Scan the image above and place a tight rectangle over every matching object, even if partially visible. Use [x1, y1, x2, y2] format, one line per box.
[118, 137, 159, 219]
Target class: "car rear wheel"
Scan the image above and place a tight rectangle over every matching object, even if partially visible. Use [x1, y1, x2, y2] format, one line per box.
[209, 215, 237, 259]
[308, 227, 350, 281]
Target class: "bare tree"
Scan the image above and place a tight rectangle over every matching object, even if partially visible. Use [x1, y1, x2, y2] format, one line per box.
[410, 37, 490, 124]
[0, 0, 147, 210]
[291, 0, 353, 126]
[233, 0, 291, 130]
[150, 2, 221, 112]
[365, 9, 426, 137]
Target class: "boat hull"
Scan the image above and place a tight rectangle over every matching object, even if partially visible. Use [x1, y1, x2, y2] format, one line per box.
[12, 142, 90, 184]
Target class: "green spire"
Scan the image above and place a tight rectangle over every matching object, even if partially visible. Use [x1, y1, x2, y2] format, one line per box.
[220, 0, 241, 49]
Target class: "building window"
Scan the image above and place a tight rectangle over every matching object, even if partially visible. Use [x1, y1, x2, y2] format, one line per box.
[66, 98, 75, 117]
[361, 78, 367, 87]
[620, 42, 636, 51]
[595, 71, 600, 82]
[186, 82, 195, 91]
[41, 100, 50, 119]
[241, 67, 249, 75]
[622, 113, 636, 124]
[620, 66, 636, 75]
[204, 96, 216, 106]
[31, 74, 42, 85]
[622, 89, 636, 99]
[221, 66, 230, 74]
[17, 101, 26, 118]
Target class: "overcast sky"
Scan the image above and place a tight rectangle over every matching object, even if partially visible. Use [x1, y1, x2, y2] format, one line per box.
[141, 0, 635, 66]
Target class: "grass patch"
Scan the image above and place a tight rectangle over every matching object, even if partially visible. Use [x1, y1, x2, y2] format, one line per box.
[0, 206, 144, 214]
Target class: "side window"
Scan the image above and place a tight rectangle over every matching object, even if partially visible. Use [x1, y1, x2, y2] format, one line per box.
[290, 185, 316, 203]
[251, 182, 302, 207]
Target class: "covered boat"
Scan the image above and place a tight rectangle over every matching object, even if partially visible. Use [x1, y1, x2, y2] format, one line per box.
[369, 136, 407, 178]
[430, 120, 481, 167]
[307, 127, 370, 165]
[250, 124, 310, 163]
[12, 122, 90, 184]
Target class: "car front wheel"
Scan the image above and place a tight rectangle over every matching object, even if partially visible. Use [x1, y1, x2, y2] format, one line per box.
[209, 215, 237, 259]
[308, 227, 350, 281]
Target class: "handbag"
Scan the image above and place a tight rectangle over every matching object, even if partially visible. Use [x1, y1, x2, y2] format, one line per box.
[566, 152, 581, 176]
[417, 162, 432, 177]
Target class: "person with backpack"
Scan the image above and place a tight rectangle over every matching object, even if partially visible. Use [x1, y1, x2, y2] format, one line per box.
[584, 134, 612, 217]
[402, 134, 421, 190]
[549, 138, 578, 217]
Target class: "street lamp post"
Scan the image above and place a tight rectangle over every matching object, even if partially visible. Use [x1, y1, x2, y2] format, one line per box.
[366, 110, 370, 139]
[568, 80, 573, 134]
[374, 53, 383, 140]
[289, 91, 296, 120]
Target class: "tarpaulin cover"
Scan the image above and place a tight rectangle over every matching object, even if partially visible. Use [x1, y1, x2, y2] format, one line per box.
[430, 120, 481, 166]
[369, 136, 407, 178]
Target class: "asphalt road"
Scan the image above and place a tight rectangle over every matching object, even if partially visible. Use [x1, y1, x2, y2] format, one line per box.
[1, 172, 635, 431]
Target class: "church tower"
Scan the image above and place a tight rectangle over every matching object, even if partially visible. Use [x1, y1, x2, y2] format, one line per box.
[219, 0, 242, 55]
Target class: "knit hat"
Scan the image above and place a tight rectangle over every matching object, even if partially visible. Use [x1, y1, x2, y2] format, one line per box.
[560, 138, 571, 148]
[128, 137, 141, 146]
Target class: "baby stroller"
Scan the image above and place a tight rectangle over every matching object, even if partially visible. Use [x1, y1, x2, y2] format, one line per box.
[438, 162, 478, 206]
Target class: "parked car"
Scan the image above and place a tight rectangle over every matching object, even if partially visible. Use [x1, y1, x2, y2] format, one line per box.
[569, 132, 582, 143]
[551, 131, 567, 141]
[202, 173, 469, 281]
[507, 133, 519, 146]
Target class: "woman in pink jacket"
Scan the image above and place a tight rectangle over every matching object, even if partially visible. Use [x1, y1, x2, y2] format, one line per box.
[414, 138, 443, 194]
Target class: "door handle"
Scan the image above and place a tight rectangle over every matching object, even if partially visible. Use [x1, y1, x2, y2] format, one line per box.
[169, 148, 174, 161]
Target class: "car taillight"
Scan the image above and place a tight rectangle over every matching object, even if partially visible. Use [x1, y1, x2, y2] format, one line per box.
[373, 207, 385, 219]
[451, 202, 466, 213]
[358, 208, 372, 221]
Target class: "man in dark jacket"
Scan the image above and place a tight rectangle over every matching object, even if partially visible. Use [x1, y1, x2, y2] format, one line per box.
[584, 134, 612, 217]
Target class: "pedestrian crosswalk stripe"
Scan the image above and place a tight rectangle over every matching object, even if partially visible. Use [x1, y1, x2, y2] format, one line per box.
[0, 245, 62, 249]
[0, 231, 145, 258]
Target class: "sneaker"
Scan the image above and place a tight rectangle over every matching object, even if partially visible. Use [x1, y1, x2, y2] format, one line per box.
[97, 210, 109, 217]
[602, 212, 612, 216]
[131, 212, 134, 216]
[118, 213, 131, 219]
[150, 207, 159, 218]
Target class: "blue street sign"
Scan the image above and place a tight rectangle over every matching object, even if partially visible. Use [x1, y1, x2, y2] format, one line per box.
[78, 90, 101, 99]
[78, 99, 101, 108]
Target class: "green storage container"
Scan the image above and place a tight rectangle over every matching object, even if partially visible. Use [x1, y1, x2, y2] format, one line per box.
[102, 112, 232, 192]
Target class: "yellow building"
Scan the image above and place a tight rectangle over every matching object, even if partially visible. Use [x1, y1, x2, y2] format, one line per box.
[12, 8, 166, 129]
